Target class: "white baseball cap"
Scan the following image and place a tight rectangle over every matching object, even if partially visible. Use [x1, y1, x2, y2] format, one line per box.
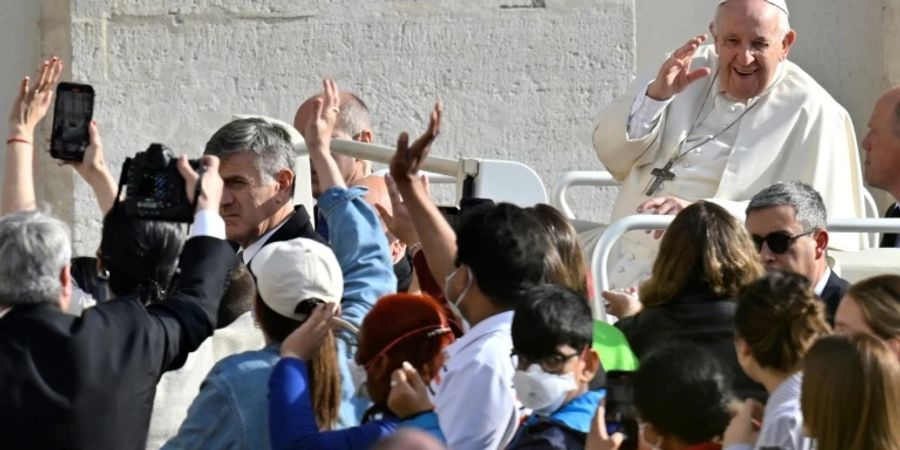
[250, 237, 343, 322]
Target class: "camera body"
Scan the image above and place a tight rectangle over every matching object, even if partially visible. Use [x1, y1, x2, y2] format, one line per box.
[123, 143, 200, 223]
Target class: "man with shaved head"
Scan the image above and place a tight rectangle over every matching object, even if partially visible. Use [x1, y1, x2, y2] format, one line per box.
[862, 87, 900, 247]
[592, 0, 866, 291]
[294, 90, 414, 291]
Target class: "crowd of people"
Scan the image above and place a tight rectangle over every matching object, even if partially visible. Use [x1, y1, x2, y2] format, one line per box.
[1, 0, 900, 449]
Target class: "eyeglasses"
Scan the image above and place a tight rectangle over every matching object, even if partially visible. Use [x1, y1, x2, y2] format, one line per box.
[510, 349, 582, 374]
[752, 229, 817, 254]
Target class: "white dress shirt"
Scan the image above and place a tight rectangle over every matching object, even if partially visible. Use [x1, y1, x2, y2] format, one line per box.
[237, 216, 290, 265]
[430, 310, 519, 450]
[726, 372, 812, 450]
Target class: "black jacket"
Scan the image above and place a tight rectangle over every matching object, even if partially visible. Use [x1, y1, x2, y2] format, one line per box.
[820, 270, 850, 326]
[616, 287, 766, 400]
[0, 237, 236, 450]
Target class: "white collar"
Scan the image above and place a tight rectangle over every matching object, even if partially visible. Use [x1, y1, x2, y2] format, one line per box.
[240, 215, 292, 265]
[768, 372, 803, 410]
[0, 307, 10, 319]
[814, 266, 831, 296]
[445, 310, 513, 358]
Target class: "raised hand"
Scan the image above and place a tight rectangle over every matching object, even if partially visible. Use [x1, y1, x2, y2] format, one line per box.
[388, 102, 442, 185]
[646, 35, 711, 101]
[8, 57, 63, 138]
[304, 79, 340, 157]
[376, 174, 425, 247]
[585, 404, 625, 450]
[58, 121, 117, 214]
[177, 154, 224, 214]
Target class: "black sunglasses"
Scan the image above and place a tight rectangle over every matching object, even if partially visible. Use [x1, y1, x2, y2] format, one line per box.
[752, 229, 816, 254]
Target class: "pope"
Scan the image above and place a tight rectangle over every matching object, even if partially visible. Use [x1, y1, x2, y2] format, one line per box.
[591, 0, 866, 290]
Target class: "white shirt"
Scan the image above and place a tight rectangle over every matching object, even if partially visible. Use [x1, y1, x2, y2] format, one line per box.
[813, 266, 831, 297]
[725, 372, 812, 450]
[238, 216, 290, 265]
[430, 310, 519, 450]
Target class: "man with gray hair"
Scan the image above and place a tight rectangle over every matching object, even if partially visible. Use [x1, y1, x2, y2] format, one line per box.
[0, 157, 237, 450]
[592, 0, 865, 293]
[204, 117, 325, 266]
[745, 181, 849, 323]
[861, 87, 900, 247]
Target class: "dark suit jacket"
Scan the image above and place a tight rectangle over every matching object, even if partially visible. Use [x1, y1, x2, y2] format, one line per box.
[616, 287, 766, 401]
[237, 205, 327, 260]
[880, 203, 900, 247]
[820, 270, 850, 325]
[0, 236, 236, 450]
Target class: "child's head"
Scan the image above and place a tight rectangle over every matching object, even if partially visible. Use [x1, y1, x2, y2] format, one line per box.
[734, 271, 830, 383]
[511, 284, 600, 415]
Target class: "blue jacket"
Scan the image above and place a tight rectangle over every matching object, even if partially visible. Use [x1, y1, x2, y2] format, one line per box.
[163, 187, 396, 448]
[506, 390, 605, 450]
[269, 358, 444, 450]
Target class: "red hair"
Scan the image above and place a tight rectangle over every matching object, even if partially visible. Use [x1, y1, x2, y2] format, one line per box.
[356, 293, 456, 383]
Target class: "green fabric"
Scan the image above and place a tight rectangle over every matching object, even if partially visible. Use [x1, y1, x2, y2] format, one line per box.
[592, 320, 639, 371]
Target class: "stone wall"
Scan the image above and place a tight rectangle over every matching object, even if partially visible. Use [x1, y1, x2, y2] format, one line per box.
[42, 0, 635, 254]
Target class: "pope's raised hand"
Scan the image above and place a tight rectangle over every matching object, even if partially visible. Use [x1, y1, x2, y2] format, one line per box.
[646, 34, 712, 101]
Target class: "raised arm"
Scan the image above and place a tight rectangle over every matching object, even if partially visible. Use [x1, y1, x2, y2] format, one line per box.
[304, 79, 395, 326]
[2, 57, 62, 215]
[387, 104, 457, 291]
[61, 121, 117, 214]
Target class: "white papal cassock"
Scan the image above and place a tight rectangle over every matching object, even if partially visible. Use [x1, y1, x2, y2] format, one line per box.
[592, 44, 866, 289]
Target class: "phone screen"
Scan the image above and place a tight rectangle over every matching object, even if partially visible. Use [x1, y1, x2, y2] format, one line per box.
[51, 83, 94, 161]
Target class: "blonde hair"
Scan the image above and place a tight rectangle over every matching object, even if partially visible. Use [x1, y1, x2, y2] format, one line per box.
[641, 201, 763, 308]
[526, 204, 589, 299]
[846, 275, 900, 341]
[802, 334, 900, 450]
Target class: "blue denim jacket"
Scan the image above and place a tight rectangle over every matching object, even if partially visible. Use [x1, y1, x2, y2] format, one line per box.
[163, 187, 396, 448]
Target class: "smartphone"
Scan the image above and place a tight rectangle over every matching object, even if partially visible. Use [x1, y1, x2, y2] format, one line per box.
[50, 82, 95, 162]
[605, 370, 639, 450]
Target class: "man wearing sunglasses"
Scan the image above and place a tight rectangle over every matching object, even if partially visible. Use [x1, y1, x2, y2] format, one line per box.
[745, 181, 849, 323]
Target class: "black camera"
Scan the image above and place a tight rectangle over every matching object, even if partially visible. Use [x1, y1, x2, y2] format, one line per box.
[123, 143, 200, 223]
[605, 370, 639, 450]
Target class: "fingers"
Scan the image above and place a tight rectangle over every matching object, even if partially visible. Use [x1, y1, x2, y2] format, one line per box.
[323, 79, 340, 118]
[401, 361, 427, 392]
[636, 197, 666, 213]
[407, 103, 442, 162]
[17, 76, 29, 103]
[375, 203, 394, 225]
[384, 174, 404, 207]
[673, 34, 707, 59]
[685, 67, 712, 84]
[87, 120, 101, 149]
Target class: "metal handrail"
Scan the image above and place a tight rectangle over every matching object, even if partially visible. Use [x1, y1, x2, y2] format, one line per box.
[550, 171, 617, 219]
[590, 216, 900, 321]
[330, 140, 459, 177]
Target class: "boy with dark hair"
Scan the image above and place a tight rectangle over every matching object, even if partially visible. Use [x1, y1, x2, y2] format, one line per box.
[507, 284, 604, 449]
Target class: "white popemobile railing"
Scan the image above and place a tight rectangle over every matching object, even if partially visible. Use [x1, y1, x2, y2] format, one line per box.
[329, 140, 549, 207]
[551, 169, 883, 245]
[589, 215, 900, 323]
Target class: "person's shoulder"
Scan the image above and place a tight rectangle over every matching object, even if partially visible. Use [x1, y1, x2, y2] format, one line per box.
[205, 347, 278, 382]
[778, 61, 850, 116]
[508, 418, 584, 450]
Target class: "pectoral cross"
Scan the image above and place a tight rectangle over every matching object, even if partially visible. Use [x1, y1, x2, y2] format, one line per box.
[645, 161, 675, 196]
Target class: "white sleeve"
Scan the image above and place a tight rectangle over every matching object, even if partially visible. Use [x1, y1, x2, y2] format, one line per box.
[627, 81, 673, 140]
[67, 285, 97, 316]
[189, 209, 226, 240]
[434, 362, 518, 450]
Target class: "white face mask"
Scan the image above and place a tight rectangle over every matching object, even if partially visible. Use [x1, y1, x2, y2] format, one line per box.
[444, 266, 473, 323]
[512, 365, 577, 416]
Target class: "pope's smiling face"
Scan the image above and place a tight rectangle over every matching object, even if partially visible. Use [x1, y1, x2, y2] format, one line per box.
[712, 0, 796, 101]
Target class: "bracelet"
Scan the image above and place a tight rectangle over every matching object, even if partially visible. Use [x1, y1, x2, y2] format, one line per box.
[6, 137, 31, 145]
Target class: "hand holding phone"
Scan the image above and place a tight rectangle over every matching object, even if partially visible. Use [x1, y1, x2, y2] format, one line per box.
[50, 82, 94, 162]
